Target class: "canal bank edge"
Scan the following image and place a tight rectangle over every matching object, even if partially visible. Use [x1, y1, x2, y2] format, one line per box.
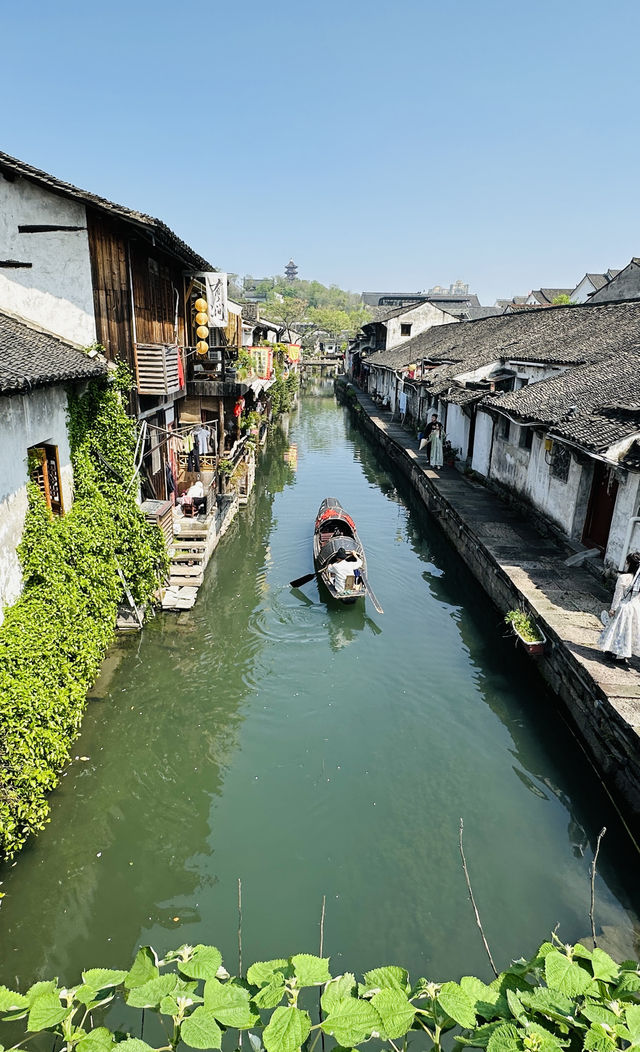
[336, 377, 640, 838]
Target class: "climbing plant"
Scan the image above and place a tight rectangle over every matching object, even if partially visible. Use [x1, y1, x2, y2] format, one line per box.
[0, 935, 637, 1052]
[0, 361, 168, 860]
[269, 346, 299, 418]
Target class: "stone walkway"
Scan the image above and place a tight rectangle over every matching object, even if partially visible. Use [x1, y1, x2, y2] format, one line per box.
[351, 387, 640, 723]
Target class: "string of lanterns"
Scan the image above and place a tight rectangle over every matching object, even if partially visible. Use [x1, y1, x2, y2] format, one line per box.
[194, 297, 209, 355]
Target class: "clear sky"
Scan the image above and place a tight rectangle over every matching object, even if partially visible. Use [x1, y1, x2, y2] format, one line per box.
[3, 0, 639, 303]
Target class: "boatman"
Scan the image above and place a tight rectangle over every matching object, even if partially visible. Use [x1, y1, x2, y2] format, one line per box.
[330, 548, 363, 592]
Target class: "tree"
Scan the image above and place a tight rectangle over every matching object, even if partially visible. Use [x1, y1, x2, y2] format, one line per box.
[552, 293, 573, 305]
[261, 296, 308, 342]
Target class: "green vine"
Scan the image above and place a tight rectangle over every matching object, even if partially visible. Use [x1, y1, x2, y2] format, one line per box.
[0, 361, 168, 861]
[269, 346, 299, 417]
[0, 936, 636, 1052]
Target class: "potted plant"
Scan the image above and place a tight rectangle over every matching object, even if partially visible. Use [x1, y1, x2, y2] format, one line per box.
[505, 608, 546, 656]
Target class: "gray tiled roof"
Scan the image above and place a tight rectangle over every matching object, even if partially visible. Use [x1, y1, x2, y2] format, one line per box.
[0, 151, 214, 273]
[490, 350, 640, 452]
[0, 311, 107, 394]
[366, 298, 640, 376]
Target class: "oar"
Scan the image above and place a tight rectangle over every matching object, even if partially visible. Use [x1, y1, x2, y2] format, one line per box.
[290, 571, 316, 588]
[361, 573, 383, 614]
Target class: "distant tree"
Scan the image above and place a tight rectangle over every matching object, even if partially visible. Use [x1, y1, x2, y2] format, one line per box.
[262, 296, 308, 342]
[552, 293, 573, 305]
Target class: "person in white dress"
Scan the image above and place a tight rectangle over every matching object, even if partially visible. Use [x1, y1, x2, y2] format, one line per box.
[599, 551, 640, 665]
[428, 421, 445, 469]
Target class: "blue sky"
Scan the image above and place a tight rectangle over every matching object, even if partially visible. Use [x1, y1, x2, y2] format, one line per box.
[3, 0, 639, 303]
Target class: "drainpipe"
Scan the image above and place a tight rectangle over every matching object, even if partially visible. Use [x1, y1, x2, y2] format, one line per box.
[619, 516, 640, 570]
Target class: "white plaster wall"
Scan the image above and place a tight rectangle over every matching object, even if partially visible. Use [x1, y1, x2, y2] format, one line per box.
[385, 302, 455, 349]
[490, 431, 584, 535]
[0, 386, 74, 624]
[605, 472, 640, 569]
[471, 411, 493, 476]
[0, 176, 96, 345]
[569, 277, 595, 303]
[445, 405, 470, 459]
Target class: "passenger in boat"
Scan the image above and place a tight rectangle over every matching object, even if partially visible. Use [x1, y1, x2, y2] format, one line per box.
[330, 548, 363, 592]
[599, 551, 640, 667]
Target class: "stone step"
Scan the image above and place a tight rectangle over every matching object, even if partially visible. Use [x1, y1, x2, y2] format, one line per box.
[168, 562, 203, 577]
[170, 553, 206, 566]
[169, 573, 204, 588]
[169, 539, 207, 552]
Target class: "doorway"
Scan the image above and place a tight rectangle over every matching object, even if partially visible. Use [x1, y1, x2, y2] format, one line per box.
[582, 462, 618, 551]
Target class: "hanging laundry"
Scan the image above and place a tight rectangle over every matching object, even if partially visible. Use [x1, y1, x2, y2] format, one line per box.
[193, 424, 210, 455]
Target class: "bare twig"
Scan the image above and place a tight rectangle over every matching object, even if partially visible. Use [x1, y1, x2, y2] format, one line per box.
[319, 895, 326, 1051]
[238, 877, 243, 1050]
[459, 818, 498, 978]
[590, 827, 607, 948]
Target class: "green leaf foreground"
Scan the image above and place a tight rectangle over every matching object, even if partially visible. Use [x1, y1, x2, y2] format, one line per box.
[2, 938, 640, 1052]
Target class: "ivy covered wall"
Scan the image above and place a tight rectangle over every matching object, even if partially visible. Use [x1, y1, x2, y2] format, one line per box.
[0, 364, 168, 860]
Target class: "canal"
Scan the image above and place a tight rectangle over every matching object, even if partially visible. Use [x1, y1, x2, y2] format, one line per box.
[2, 382, 640, 990]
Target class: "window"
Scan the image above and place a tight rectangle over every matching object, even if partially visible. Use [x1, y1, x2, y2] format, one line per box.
[28, 444, 64, 514]
[499, 417, 511, 440]
[400, 323, 412, 336]
[550, 443, 571, 483]
[519, 426, 533, 450]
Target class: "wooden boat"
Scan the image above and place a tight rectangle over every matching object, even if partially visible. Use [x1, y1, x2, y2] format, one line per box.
[313, 498, 382, 612]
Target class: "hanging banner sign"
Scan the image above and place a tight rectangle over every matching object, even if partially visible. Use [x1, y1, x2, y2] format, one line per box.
[204, 272, 228, 328]
[286, 343, 301, 363]
[249, 346, 273, 379]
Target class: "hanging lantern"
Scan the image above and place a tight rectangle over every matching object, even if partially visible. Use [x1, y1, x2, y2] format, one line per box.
[194, 297, 208, 313]
[196, 341, 209, 355]
[196, 325, 210, 340]
[195, 311, 208, 326]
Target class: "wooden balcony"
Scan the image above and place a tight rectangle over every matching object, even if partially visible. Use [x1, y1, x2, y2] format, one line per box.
[135, 343, 184, 397]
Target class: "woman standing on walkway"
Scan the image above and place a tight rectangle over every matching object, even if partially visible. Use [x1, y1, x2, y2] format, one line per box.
[599, 551, 640, 665]
[428, 421, 445, 469]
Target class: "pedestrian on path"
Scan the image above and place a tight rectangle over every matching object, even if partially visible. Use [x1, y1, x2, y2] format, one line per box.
[428, 420, 445, 469]
[599, 551, 640, 666]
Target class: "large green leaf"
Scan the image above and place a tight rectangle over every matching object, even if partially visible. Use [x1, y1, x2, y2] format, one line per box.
[615, 971, 640, 996]
[125, 948, 159, 990]
[178, 946, 223, 981]
[437, 982, 477, 1029]
[77, 1028, 115, 1052]
[370, 989, 415, 1039]
[82, 970, 128, 990]
[322, 999, 382, 1046]
[203, 979, 259, 1028]
[290, 955, 331, 987]
[518, 988, 576, 1026]
[321, 974, 357, 1014]
[455, 1022, 503, 1048]
[263, 1006, 311, 1052]
[26, 981, 58, 1005]
[362, 966, 408, 994]
[583, 1023, 617, 1052]
[252, 980, 285, 1010]
[247, 960, 291, 988]
[580, 1002, 619, 1028]
[0, 987, 29, 1012]
[591, 949, 618, 984]
[626, 1005, 640, 1043]
[180, 1007, 223, 1049]
[125, 974, 177, 1009]
[524, 1022, 568, 1052]
[545, 952, 592, 997]
[486, 1022, 522, 1052]
[27, 992, 69, 1031]
[460, 977, 493, 1005]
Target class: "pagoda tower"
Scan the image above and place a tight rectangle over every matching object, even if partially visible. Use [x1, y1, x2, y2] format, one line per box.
[284, 259, 298, 282]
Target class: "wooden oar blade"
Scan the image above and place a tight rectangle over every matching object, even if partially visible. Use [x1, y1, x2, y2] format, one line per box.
[362, 574, 383, 614]
[290, 572, 316, 588]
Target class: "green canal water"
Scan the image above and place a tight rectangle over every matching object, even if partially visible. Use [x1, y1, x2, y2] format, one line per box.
[2, 382, 640, 990]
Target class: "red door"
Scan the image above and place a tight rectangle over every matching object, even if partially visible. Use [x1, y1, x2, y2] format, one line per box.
[582, 462, 618, 551]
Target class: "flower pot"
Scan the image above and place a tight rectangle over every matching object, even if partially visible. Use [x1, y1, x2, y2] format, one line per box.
[512, 623, 546, 656]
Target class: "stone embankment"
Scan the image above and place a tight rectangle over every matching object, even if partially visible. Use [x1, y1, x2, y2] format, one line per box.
[338, 379, 640, 837]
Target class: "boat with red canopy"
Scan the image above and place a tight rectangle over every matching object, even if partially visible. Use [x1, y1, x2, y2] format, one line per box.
[312, 498, 382, 612]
